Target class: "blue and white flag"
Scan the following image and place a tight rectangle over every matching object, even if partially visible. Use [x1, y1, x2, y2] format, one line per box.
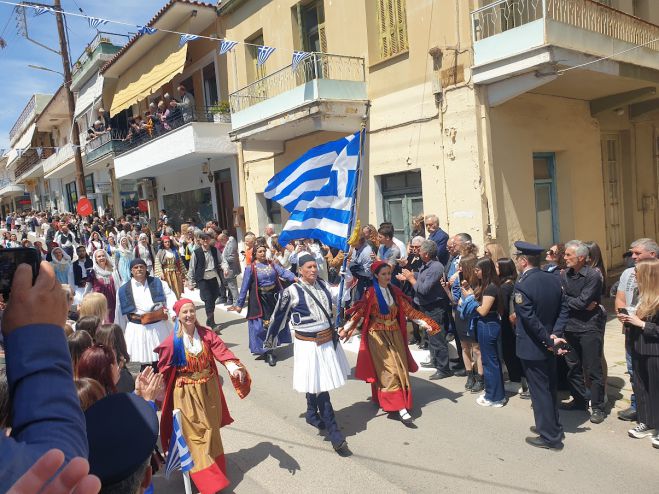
[33, 6, 52, 16]
[164, 412, 194, 479]
[137, 25, 158, 36]
[257, 45, 276, 66]
[36, 147, 43, 158]
[291, 51, 312, 71]
[16, 148, 26, 158]
[219, 39, 238, 55]
[264, 132, 362, 250]
[88, 17, 108, 29]
[179, 34, 199, 47]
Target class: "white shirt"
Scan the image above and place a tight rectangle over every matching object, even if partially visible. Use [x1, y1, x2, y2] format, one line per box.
[116, 277, 177, 319]
[393, 237, 407, 259]
[182, 327, 203, 355]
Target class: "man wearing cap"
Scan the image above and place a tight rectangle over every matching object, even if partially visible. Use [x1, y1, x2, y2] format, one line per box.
[115, 258, 176, 370]
[512, 241, 568, 450]
[86, 393, 158, 493]
[265, 253, 351, 454]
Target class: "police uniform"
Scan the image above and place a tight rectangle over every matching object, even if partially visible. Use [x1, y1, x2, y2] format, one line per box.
[512, 241, 568, 449]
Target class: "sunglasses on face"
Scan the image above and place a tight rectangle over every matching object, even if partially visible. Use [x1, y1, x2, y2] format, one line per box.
[547, 250, 556, 256]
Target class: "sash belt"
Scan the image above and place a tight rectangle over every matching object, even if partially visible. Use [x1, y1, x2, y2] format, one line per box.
[295, 328, 333, 345]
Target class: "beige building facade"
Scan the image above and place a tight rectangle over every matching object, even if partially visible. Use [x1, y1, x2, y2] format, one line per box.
[220, 0, 659, 269]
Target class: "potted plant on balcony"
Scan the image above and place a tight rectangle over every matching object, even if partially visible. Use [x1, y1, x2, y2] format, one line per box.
[208, 101, 231, 123]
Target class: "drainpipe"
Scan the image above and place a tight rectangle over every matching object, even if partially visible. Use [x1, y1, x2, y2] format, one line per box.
[476, 86, 499, 240]
[236, 141, 250, 231]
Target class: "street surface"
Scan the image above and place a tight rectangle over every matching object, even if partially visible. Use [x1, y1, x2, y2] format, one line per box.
[151, 303, 658, 494]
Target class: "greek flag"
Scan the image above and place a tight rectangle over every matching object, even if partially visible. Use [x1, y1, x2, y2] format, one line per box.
[88, 17, 108, 29]
[291, 51, 312, 71]
[219, 39, 238, 55]
[179, 34, 199, 47]
[33, 6, 52, 16]
[36, 147, 43, 158]
[138, 25, 158, 36]
[264, 131, 362, 250]
[164, 412, 194, 479]
[257, 45, 276, 66]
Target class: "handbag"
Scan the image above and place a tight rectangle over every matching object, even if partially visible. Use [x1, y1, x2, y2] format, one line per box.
[297, 283, 339, 349]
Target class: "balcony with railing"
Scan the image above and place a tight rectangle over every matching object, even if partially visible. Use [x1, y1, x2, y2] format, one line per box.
[42, 144, 75, 178]
[71, 32, 127, 90]
[229, 53, 368, 145]
[113, 105, 236, 180]
[471, 0, 659, 82]
[12, 148, 54, 182]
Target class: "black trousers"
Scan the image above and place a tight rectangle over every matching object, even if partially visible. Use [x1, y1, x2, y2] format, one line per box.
[217, 271, 228, 302]
[501, 321, 524, 382]
[632, 353, 659, 429]
[564, 330, 605, 411]
[424, 303, 451, 374]
[522, 357, 563, 445]
[197, 277, 220, 327]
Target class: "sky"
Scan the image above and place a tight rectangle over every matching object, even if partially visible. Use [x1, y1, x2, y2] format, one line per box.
[0, 0, 168, 152]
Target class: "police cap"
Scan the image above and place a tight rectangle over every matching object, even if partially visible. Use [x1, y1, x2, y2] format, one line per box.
[513, 241, 545, 256]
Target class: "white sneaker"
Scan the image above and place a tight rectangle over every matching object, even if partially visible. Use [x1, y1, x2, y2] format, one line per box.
[629, 423, 654, 439]
[476, 395, 506, 408]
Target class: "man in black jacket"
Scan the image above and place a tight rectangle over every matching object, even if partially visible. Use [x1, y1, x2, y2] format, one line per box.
[187, 233, 221, 330]
[560, 240, 607, 424]
[73, 246, 93, 295]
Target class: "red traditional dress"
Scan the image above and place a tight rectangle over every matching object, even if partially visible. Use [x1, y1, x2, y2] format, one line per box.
[347, 283, 440, 412]
[156, 323, 250, 494]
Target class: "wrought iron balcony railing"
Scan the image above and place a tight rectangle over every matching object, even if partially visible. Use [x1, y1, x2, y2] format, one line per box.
[9, 96, 36, 145]
[72, 31, 128, 77]
[472, 0, 659, 52]
[229, 53, 366, 113]
[13, 148, 54, 181]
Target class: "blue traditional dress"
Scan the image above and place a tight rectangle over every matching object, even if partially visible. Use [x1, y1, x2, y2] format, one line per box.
[235, 262, 295, 355]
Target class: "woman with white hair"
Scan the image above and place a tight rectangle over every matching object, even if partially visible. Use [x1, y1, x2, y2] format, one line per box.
[87, 249, 119, 323]
[50, 246, 75, 287]
[134, 232, 158, 276]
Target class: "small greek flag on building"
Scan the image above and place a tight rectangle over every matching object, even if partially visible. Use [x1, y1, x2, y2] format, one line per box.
[219, 39, 238, 55]
[165, 411, 194, 479]
[137, 25, 158, 36]
[36, 147, 43, 158]
[264, 131, 362, 251]
[291, 51, 312, 71]
[88, 17, 108, 29]
[257, 45, 276, 66]
[179, 34, 199, 47]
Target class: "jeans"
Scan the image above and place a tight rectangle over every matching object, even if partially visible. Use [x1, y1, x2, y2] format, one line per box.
[477, 316, 505, 402]
[197, 277, 220, 327]
[564, 330, 605, 411]
[625, 336, 637, 410]
[424, 303, 450, 374]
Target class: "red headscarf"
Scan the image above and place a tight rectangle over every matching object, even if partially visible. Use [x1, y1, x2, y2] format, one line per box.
[370, 260, 388, 275]
[173, 298, 195, 316]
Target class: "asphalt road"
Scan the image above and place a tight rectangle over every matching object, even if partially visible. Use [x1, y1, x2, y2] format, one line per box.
[152, 306, 659, 494]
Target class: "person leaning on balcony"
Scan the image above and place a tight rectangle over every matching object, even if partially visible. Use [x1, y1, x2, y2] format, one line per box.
[177, 84, 196, 123]
[97, 107, 111, 132]
[156, 100, 171, 131]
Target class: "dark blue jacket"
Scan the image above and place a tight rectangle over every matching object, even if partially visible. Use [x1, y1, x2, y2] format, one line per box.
[514, 268, 568, 361]
[0, 324, 88, 491]
[429, 228, 450, 266]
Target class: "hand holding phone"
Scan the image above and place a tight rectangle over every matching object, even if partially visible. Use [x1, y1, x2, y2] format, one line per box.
[0, 248, 40, 297]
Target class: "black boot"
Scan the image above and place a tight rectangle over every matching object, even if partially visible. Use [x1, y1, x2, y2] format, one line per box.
[465, 371, 475, 391]
[317, 392, 347, 453]
[470, 374, 484, 393]
[265, 352, 277, 367]
[305, 393, 326, 430]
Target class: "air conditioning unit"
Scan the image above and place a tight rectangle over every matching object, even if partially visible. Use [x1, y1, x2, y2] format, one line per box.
[137, 179, 156, 200]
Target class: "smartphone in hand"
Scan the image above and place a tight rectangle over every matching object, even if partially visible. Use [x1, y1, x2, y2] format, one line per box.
[617, 308, 629, 315]
[0, 248, 41, 297]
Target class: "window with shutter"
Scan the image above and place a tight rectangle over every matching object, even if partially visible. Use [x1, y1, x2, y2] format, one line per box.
[377, 0, 408, 60]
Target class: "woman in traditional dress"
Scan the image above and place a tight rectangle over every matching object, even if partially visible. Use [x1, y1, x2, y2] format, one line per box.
[135, 232, 158, 276]
[228, 244, 296, 366]
[156, 299, 250, 494]
[50, 246, 75, 287]
[86, 231, 105, 256]
[87, 249, 119, 323]
[105, 233, 117, 258]
[155, 235, 187, 299]
[344, 260, 440, 425]
[114, 236, 134, 285]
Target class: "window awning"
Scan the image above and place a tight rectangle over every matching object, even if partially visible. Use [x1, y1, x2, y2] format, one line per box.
[75, 72, 104, 119]
[7, 123, 36, 166]
[109, 36, 188, 115]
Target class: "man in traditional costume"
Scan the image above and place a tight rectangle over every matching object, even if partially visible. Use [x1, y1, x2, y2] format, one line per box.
[266, 254, 351, 454]
[115, 258, 176, 369]
[156, 298, 251, 493]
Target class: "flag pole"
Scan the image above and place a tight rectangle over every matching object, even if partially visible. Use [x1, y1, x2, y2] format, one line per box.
[173, 409, 194, 494]
[334, 104, 370, 329]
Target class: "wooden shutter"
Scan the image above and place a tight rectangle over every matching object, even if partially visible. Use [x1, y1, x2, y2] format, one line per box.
[395, 0, 408, 51]
[377, 0, 408, 59]
[378, 0, 390, 59]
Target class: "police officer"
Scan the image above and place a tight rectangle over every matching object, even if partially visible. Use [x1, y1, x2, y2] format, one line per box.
[512, 241, 568, 450]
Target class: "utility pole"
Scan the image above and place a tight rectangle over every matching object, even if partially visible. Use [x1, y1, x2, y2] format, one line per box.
[53, 0, 86, 197]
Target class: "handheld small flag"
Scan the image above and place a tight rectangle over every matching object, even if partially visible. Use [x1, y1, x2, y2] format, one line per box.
[164, 410, 194, 479]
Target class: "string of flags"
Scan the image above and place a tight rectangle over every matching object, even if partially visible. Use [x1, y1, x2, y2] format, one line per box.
[6, 144, 84, 159]
[0, 0, 319, 71]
